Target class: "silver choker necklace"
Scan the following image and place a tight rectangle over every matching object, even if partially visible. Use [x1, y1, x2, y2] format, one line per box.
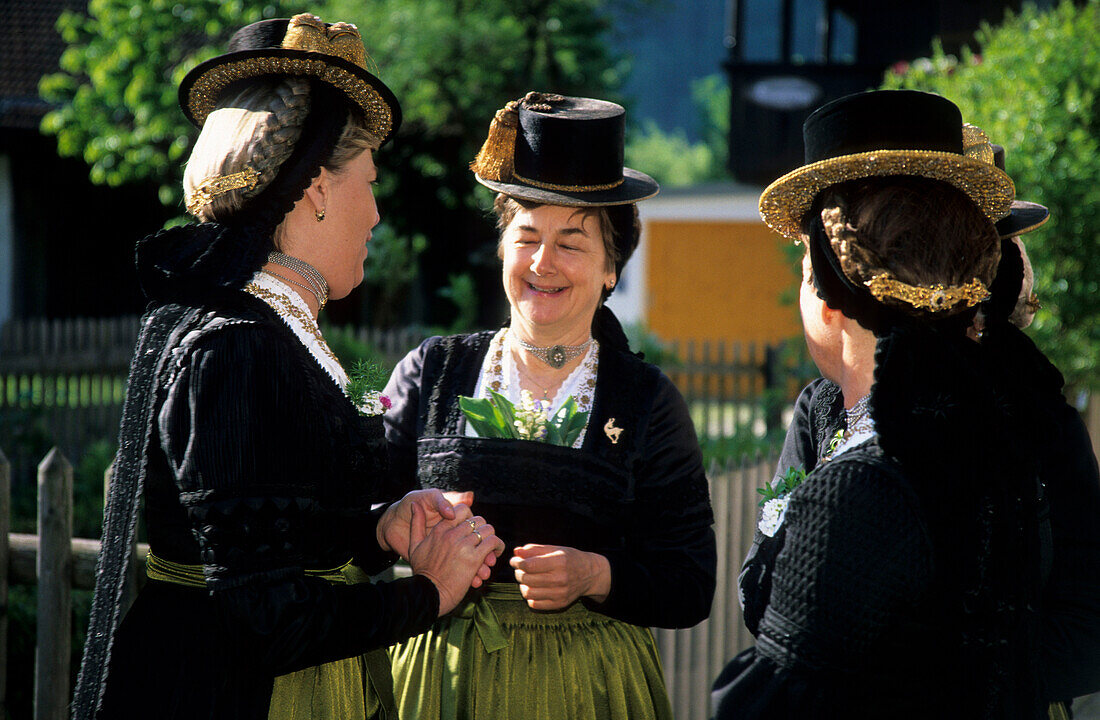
[267, 251, 329, 309]
[513, 333, 593, 369]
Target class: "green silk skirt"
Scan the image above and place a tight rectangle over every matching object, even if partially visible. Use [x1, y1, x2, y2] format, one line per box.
[266, 561, 396, 719]
[388, 583, 673, 720]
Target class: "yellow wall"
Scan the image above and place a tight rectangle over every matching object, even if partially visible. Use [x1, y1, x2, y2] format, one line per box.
[646, 219, 802, 343]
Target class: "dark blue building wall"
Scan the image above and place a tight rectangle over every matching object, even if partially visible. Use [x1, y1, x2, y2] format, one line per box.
[609, 0, 729, 141]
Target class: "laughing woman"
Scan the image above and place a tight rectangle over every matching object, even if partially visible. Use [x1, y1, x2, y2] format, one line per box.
[383, 93, 716, 720]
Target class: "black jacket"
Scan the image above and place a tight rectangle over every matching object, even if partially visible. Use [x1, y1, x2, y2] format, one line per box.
[714, 323, 1056, 719]
[384, 331, 717, 628]
[91, 224, 439, 720]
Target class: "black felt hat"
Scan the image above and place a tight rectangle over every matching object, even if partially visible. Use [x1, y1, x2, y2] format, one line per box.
[178, 13, 401, 143]
[471, 92, 658, 206]
[991, 144, 1049, 238]
[759, 90, 1015, 239]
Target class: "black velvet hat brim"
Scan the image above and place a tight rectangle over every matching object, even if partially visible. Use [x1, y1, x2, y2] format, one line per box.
[996, 200, 1049, 239]
[179, 48, 402, 143]
[475, 167, 659, 207]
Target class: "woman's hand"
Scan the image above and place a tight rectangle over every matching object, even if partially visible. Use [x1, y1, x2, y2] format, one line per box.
[509, 544, 611, 610]
[376, 489, 475, 559]
[408, 504, 504, 616]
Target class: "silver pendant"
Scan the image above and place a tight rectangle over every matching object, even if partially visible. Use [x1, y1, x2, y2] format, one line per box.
[547, 345, 567, 368]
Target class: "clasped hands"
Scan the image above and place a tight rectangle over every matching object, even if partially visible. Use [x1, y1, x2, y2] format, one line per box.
[376, 489, 503, 615]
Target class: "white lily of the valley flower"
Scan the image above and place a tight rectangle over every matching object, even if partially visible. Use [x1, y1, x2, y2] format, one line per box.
[758, 496, 790, 537]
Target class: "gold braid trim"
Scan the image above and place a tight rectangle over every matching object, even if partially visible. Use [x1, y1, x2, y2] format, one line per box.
[471, 92, 565, 182]
[186, 166, 261, 216]
[510, 170, 624, 193]
[146, 551, 353, 588]
[962, 123, 995, 166]
[865, 272, 990, 312]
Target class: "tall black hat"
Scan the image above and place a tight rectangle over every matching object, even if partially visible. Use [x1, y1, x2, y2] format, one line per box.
[759, 90, 1015, 239]
[471, 92, 658, 206]
[179, 13, 401, 143]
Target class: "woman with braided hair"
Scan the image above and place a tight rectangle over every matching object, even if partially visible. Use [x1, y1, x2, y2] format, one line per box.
[73, 14, 502, 720]
[712, 90, 1053, 718]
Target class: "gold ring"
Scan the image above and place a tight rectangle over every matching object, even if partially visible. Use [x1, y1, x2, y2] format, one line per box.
[467, 518, 477, 531]
[473, 530, 482, 542]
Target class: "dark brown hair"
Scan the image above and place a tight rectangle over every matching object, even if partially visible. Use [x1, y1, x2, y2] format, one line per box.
[801, 177, 1001, 320]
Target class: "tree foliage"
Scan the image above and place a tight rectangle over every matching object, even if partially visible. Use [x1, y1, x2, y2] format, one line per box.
[40, 0, 640, 326]
[624, 73, 731, 188]
[882, 0, 1100, 389]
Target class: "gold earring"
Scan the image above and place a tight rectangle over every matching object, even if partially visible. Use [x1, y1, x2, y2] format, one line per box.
[315, 209, 326, 222]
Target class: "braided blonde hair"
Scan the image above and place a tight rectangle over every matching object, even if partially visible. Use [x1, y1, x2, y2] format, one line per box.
[184, 78, 311, 222]
[183, 78, 382, 223]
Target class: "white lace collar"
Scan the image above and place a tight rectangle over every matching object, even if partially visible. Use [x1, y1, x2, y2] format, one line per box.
[243, 271, 348, 389]
[467, 328, 598, 448]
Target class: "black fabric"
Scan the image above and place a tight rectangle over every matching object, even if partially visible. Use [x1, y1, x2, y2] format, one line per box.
[804, 90, 965, 164]
[592, 305, 631, 352]
[515, 96, 625, 189]
[475, 94, 659, 206]
[737, 377, 843, 636]
[991, 146, 1049, 238]
[985, 238, 1025, 325]
[714, 324, 1049, 719]
[77, 234, 440, 720]
[383, 332, 716, 629]
[980, 322, 1100, 702]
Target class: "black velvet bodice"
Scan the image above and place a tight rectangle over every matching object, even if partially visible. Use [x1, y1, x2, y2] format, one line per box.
[385, 331, 717, 629]
[142, 294, 393, 579]
[714, 324, 1052, 719]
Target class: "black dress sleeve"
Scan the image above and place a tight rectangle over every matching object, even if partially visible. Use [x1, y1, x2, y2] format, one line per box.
[740, 378, 840, 635]
[713, 451, 932, 718]
[1039, 400, 1100, 701]
[773, 378, 827, 483]
[383, 339, 432, 491]
[158, 325, 438, 676]
[586, 372, 717, 629]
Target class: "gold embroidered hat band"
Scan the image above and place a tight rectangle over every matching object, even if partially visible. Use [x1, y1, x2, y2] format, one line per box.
[472, 92, 659, 207]
[179, 13, 401, 142]
[758, 90, 1015, 241]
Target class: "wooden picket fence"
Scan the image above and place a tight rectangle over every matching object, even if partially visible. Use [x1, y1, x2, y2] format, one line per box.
[0, 316, 802, 492]
[2, 446, 771, 720]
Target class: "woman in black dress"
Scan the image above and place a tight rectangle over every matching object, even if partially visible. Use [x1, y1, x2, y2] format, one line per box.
[712, 90, 1054, 718]
[73, 15, 501, 720]
[739, 138, 1100, 716]
[383, 93, 716, 719]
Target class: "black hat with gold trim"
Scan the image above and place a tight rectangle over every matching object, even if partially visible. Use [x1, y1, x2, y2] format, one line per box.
[990, 144, 1048, 238]
[179, 13, 401, 143]
[759, 90, 1015, 239]
[471, 92, 658, 207]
